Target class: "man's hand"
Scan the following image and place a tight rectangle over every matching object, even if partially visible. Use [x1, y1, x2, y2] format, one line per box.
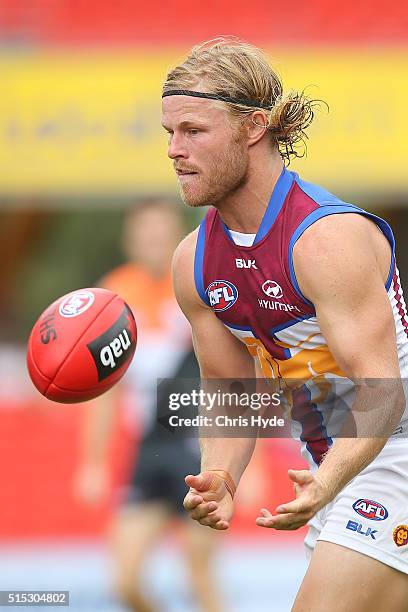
[184, 472, 235, 530]
[255, 469, 331, 530]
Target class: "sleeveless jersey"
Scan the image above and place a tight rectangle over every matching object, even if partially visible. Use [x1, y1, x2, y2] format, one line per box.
[194, 167, 408, 466]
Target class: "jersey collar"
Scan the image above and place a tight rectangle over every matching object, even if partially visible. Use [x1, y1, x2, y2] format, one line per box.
[222, 166, 295, 246]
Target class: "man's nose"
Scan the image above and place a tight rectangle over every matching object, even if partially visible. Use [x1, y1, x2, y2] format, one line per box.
[168, 133, 187, 159]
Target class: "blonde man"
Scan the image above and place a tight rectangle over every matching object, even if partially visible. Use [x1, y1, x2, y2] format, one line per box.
[162, 38, 408, 611]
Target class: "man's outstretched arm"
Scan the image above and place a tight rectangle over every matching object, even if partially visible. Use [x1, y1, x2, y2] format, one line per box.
[173, 230, 257, 529]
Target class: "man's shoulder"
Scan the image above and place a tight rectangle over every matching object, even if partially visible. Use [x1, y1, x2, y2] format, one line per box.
[292, 173, 349, 208]
[289, 174, 390, 256]
[172, 226, 211, 315]
[293, 211, 392, 304]
[172, 227, 199, 271]
[296, 211, 377, 254]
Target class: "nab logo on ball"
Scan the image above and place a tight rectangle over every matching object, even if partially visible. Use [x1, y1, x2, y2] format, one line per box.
[206, 280, 238, 312]
[87, 306, 136, 381]
[352, 499, 388, 521]
[59, 291, 95, 318]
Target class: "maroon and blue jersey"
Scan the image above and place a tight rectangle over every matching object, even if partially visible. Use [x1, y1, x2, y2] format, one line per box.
[194, 167, 408, 465]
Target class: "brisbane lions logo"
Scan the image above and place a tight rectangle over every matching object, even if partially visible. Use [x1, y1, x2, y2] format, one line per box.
[206, 280, 238, 312]
[393, 525, 408, 547]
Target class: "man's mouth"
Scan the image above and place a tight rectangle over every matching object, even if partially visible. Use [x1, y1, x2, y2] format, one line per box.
[175, 168, 198, 176]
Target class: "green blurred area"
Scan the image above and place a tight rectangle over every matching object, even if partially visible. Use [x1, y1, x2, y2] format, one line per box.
[0, 204, 199, 342]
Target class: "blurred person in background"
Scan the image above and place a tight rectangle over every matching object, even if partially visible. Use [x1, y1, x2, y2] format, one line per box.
[75, 199, 223, 612]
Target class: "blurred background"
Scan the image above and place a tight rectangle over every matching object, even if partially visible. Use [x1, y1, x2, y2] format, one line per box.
[0, 1, 407, 611]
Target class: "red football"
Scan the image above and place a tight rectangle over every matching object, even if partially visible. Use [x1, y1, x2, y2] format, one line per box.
[27, 288, 137, 403]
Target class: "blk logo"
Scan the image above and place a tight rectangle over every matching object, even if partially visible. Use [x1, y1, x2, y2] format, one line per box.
[235, 258, 258, 270]
[346, 520, 377, 539]
[206, 280, 238, 312]
[262, 280, 283, 299]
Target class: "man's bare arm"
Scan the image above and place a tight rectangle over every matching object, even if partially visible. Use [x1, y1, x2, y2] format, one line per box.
[258, 213, 405, 529]
[299, 214, 404, 489]
[173, 230, 256, 528]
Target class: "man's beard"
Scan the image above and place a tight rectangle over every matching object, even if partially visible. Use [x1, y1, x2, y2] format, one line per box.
[179, 141, 249, 208]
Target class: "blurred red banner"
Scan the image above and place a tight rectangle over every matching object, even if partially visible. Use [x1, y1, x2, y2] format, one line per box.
[0, 0, 406, 46]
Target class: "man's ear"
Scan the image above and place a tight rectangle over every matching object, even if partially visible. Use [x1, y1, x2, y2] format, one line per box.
[246, 111, 269, 146]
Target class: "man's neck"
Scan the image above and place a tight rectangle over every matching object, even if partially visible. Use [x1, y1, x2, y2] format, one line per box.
[216, 151, 284, 234]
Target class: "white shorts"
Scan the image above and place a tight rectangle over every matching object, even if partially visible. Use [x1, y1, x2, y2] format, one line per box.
[304, 438, 408, 574]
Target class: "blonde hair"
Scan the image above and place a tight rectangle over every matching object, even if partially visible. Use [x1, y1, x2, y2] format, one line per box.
[163, 37, 322, 163]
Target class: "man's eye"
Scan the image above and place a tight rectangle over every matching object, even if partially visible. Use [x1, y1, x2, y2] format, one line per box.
[188, 129, 199, 135]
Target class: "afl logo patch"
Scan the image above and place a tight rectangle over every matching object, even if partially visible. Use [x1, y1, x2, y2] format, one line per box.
[206, 280, 238, 312]
[352, 499, 388, 521]
[393, 525, 408, 547]
[59, 291, 95, 318]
